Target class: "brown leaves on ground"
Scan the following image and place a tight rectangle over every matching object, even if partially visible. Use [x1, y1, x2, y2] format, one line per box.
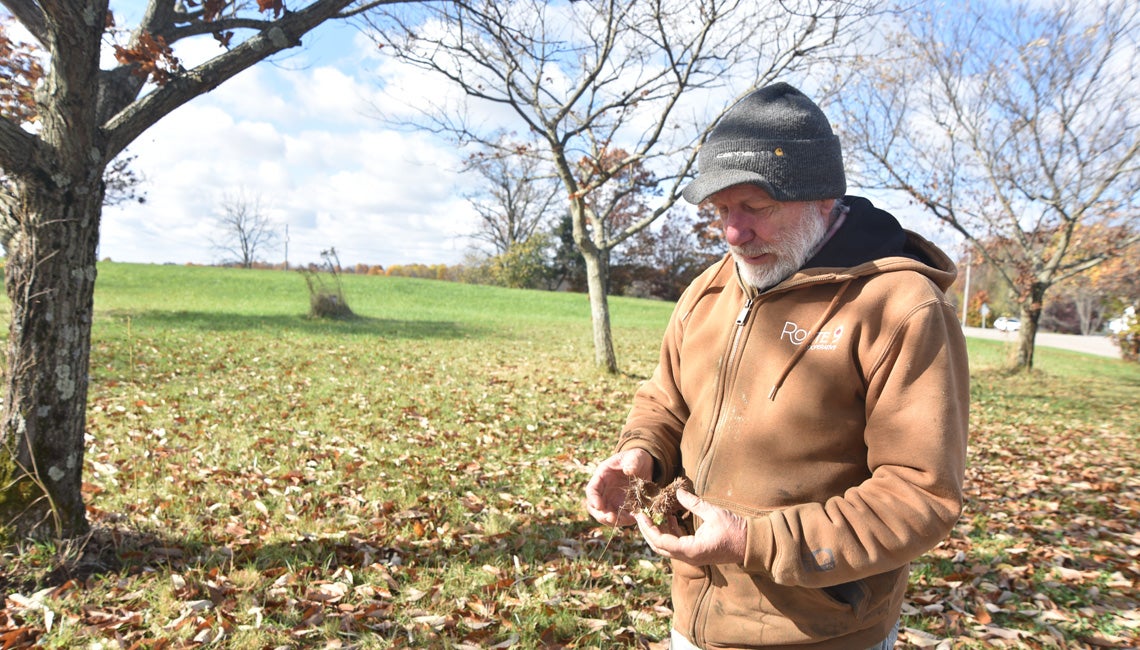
[1, 329, 1137, 648]
[893, 368, 1140, 648]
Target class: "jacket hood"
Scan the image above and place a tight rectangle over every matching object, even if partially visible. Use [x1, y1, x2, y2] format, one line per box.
[738, 195, 958, 402]
[798, 195, 958, 291]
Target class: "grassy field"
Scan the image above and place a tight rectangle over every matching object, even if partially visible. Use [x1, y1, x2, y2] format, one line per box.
[0, 262, 1137, 649]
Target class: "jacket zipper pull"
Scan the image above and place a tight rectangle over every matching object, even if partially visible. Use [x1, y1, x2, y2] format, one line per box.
[735, 298, 754, 325]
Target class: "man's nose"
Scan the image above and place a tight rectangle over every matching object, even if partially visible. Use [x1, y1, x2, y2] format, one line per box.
[724, 212, 754, 247]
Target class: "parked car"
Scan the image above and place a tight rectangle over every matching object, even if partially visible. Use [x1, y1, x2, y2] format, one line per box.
[1108, 306, 1135, 334]
[994, 316, 1021, 332]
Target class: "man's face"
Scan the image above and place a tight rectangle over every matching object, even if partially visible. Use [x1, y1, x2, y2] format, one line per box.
[707, 184, 833, 291]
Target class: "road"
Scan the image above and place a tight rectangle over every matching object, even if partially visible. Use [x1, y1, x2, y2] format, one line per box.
[962, 326, 1121, 359]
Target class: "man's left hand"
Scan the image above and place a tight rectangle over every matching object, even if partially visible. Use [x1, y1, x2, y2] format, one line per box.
[635, 489, 747, 566]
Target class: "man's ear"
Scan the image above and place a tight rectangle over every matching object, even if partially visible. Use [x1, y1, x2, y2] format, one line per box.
[815, 199, 838, 222]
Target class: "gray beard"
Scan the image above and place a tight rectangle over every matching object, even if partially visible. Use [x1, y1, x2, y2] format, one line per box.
[732, 206, 829, 291]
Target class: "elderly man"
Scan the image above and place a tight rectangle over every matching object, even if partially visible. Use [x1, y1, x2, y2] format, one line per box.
[585, 82, 969, 649]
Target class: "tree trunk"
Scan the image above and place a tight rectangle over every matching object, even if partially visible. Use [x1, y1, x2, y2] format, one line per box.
[1014, 283, 1048, 371]
[0, 176, 103, 539]
[581, 247, 617, 373]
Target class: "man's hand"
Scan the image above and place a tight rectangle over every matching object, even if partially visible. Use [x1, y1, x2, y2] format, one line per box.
[635, 489, 747, 566]
[585, 448, 654, 527]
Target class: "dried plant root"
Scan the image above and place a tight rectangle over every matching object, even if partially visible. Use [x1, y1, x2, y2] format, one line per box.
[623, 475, 694, 525]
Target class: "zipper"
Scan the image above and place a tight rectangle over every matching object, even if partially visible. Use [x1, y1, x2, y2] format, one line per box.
[689, 296, 754, 646]
[735, 299, 753, 325]
[693, 297, 753, 491]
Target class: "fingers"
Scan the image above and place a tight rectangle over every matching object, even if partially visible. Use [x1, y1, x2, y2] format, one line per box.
[587, 505, 618, 527]
[585, 450, 649, 527]
[675, 488, 699, 508]
[588, 503, 636, 528]
[675, 488, 713, 518]
[620, 448, 653, 479]
[584, 455, 624, 508]
[634, 492, 748, 566]
[634, 509, 683, 536]
[583, 469, 609, 511]
[634, 513, 675, 558]
[585, 449, 655, 526]
[585, 489, 629, 527]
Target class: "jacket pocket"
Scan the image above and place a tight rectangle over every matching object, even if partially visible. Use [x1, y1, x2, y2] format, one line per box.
[822, 579, 872, 618]
[699, 573, 859, 645]
[695, 566, 907, 646]
[817, 565, 908, 623]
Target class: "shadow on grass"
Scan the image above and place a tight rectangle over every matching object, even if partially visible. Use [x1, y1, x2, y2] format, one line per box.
[0, 515, 646, 645]
[0, 514, 632, 591]
[106, 309, 489, 341]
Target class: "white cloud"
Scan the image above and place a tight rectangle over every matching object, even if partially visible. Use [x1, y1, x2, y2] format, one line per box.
[100, 28, 481, 269]
[95, 8, 966, 271]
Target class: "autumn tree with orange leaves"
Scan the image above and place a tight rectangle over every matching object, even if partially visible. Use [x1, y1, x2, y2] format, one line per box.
[0, 0, 417, 539]
[0, 18, 40, 124]
[1043, 222, 1140, 335]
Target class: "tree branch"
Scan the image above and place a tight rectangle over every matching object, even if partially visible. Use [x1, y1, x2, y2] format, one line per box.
[101, 0, 359, 160]
[0, 115, 38, 176]
[1, 0, 48, 45]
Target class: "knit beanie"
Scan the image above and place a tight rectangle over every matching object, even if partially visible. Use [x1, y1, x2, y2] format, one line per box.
[682, 82, 846, 204]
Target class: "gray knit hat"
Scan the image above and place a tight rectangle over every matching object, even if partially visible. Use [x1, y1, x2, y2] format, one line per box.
[682, 82, 846, 204]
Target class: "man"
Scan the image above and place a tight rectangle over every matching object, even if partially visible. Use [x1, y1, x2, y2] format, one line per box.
[585, 82, 969, 649]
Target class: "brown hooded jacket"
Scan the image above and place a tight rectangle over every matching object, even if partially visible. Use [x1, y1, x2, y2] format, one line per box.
[617, 196, 970, 649]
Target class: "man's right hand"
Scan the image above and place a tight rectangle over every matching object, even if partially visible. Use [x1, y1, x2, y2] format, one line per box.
[585, 448, 654, 527]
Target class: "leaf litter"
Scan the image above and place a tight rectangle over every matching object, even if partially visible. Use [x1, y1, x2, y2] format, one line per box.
[0, 329, 1137, 649]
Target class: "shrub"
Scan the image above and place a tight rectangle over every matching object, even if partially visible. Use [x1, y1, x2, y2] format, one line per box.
[299, 248, 355, 320]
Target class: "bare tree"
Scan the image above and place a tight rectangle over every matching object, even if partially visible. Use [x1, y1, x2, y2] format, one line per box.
[363, 0, 881, 372]
[301, 247, 355, 319]
[0, 0, 416, 539]
[212, 190, 280, 268]
[838, 0, 1140, 370]
[465, 144, 559, 256]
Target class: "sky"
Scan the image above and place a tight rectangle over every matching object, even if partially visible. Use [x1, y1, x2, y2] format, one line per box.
[23, 3, 959, 270]
[98, 10, 485, 269]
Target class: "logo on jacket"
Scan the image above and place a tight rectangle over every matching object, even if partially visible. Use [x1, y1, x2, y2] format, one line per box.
[804, 547, 836, 572]
[780, 321, 844, 351]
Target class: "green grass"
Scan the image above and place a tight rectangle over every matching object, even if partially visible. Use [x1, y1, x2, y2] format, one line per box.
[0, 262, 1137, 649]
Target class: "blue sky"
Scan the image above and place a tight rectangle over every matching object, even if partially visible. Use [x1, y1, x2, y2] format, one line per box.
[98, 9, 483, 268]
[87, 4, 958, 269]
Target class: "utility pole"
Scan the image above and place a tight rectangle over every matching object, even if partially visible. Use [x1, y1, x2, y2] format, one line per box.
[960, 253, 970, 327]
[284, 224, 289, 270]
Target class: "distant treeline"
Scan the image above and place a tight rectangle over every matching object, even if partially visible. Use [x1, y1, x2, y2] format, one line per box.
[164, 256, 721, 302]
